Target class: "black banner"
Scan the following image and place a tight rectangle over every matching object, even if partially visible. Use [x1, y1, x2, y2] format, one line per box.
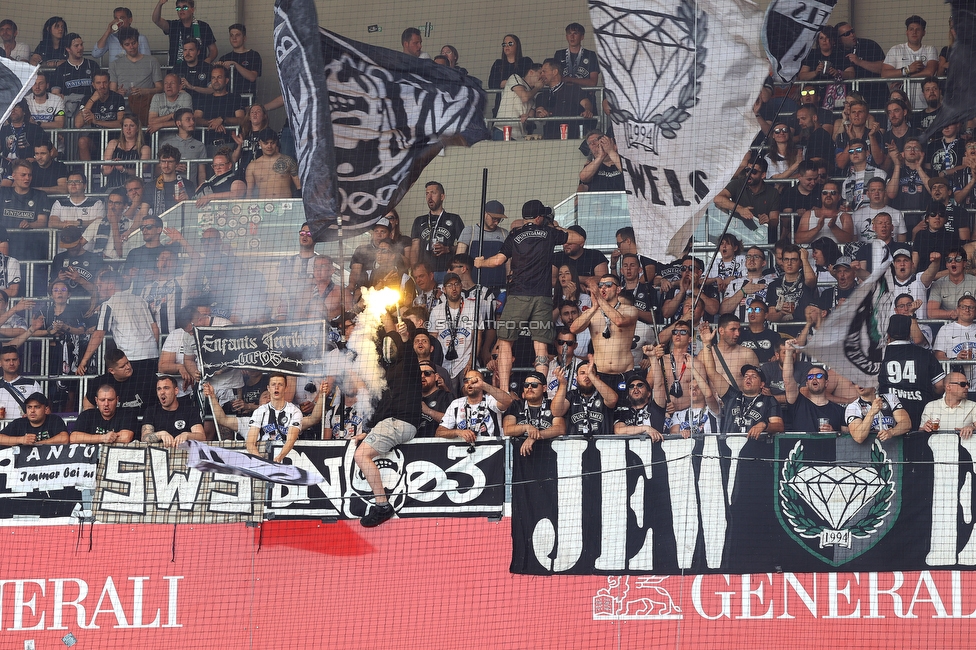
[511, 433, 976, 575]
[0, 444, 98, 518]
[273, 0, 490, 241]
[194, 320, 328, 377]
[265, 439, 505, 520]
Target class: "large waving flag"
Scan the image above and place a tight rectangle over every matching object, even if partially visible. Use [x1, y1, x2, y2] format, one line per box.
[589, 0, 768, 263]
[803, 242, 893, 388]
[273, 0, 490, 241]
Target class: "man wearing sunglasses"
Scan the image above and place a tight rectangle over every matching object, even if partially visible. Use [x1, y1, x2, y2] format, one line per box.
[570, 274, 638, 393]
[912, 203, 960, 274]
[735, 299, 780, 364]
[836, 22, 887, 111]
[934, 295, 976, 388]
[920, 371, 976, 437]
[660, 320, 695, 412]
[795, 180, 855, 244]
[124, 215, 188, 295]
[840, 137, 887, 210]
[416, 361, 453, 438]
[926, 176, 970, 241]
[721, 247, 774, 322]
[153, 0, 217, 67]
[503, 371, 566, 457]
[714, 155, 780, 244]
[612, 370, 666, 441]
[781, 340, 846, 434]
[927, 248, 975, 320]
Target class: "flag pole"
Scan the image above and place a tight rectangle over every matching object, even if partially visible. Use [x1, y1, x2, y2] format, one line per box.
[471, 168, 489, 369]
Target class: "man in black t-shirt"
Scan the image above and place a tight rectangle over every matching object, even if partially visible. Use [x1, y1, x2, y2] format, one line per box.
[172, 39, 212, 102]
[717, 365, 784, 438]
[193, 67, 245, 150]
[878, 314, 946, 429]
[612, 371, 667, 440]
[71, 384, 138, 444]
[553, 224, 609, 283]
[83, 349, 153, 416]
[552, 362, 617, 436]
[410, 181, 464, 280]
[0, 160, 49, 230]
[503, 371, 565, 455]
[153, 0, 218, 66]
[535, 59, 594, 140]
[417, 361, 453, 437]
[474, 199, 583, 394]
[75, 72, 125, 162]
[782, 341, 847, 433]
[0, 393, 69, 446]
[141, 375, 205, 446]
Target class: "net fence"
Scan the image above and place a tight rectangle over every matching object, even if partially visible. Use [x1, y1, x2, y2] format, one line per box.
[0, 0, 971, 648]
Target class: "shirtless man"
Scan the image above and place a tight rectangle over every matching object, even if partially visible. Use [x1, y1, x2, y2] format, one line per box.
[658, 320, 695, 412]
[570, 274, 638, 391]
[245, 128, 300, 199]
[700, 314, 761, 395]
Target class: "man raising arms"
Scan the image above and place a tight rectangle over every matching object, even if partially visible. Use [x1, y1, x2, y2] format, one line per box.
[569, 274, 638, 392]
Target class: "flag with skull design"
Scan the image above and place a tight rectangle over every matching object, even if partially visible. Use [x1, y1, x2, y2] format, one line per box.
[273, 0, 490, 242]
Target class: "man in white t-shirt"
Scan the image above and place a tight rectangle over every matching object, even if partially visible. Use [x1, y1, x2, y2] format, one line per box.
[436, 369, 513, 441]
[25, 73, 65, 130]
[881, 16, 939, 110]
[852, 177, 906, 243]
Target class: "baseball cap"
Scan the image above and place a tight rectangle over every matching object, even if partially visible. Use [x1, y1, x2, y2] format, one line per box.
[521, 199, 550, 219]
[887, 314, 912, 340]
[833, 256, 852, 269]
[928, 176, 950, 189]
[484, 200, 505, 216]
[59, 226, 85, 247]
[442, 272, 462, 285]
[523, 371, 547, 386]
[25, 392, 49, 407]
[892, 248, 912, 259]
[568, 224, 587, 239]
[740, 364, 767, 384]
[373, 217, 391, 229]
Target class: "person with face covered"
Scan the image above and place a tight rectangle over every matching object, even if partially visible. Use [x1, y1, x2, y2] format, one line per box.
[437, 369, 513, 441]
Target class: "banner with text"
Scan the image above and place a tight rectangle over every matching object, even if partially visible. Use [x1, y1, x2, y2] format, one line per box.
[511, 432, 976, 575]
[93, 443, 265, 524]
[194, 320, 329, 378]
[264, 439, 505, 520]
[0, 444, 97, 519]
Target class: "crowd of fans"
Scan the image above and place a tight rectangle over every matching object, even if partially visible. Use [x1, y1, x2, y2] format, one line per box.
[0, 11, 972, 477]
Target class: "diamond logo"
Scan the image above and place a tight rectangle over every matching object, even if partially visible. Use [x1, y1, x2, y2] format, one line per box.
[775, 436, 900, 566]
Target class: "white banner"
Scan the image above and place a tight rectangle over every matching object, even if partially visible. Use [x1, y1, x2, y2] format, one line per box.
[0, 58, 38, 126]
[589, 0, 767, 262]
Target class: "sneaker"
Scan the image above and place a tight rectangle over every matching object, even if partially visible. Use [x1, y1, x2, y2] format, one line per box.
[360, 504, 394, 528]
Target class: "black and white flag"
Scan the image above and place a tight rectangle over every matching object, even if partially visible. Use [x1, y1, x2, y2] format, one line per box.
[183, 440, 324, 486]
[589, 0, 767, 262]
[803, 242, 892, 388]
[273, 0, 490, 242]
[0, 58, 37, 126]
[762, 0, 839, 83]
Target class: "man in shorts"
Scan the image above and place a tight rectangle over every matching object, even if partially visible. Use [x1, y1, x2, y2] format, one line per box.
[474, 199, 584, 394]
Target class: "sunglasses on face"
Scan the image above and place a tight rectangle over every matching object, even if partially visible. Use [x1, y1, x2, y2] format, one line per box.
[772, 127, 789, 134]
[597, 281, 618, 288]
[848, 147, 865, 154]
[807, 372, 826, 380]
[421, 370, 435, 377]
[523, 382, 541, 389]
[748, 168, 763, 176]
[800, 89, 817, 96]
[502, 41, 515, 46]
[672, 328, 690, 336]
[627, 383, 646, 390]
[556, 340, 577, 347]
[838, 30, 854, 38]
[947, 255, 965, 262]
[950, 381, 971, 387]
[746, 307, 765, 313]
[822, 189, 838, 195]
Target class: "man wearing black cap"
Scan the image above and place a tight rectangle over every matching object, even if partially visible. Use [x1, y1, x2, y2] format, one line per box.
[612, 368, 666, 440]
[51, 226, 103, 297]
[553, 224, 608, 284]
[430, 271, 491, 391]
[503, 369, 565, 456]
[0, 392, 69, 446]
[475, 199, 584, 395]
[878, 313, 945, 429]
[912, 202, 960, 273]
